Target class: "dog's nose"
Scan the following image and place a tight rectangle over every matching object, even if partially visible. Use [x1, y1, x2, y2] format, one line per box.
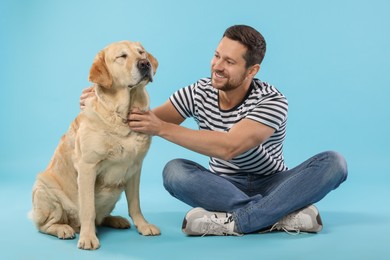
[137, 59, 153, 82]
[138, 59, 151, 72]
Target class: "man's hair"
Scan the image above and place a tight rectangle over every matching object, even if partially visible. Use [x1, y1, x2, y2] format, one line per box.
[223, 25, 266, 68]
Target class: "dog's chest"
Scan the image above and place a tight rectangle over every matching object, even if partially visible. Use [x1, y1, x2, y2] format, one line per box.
[96, 131, 150, 186]
[102, 130, 151, 163]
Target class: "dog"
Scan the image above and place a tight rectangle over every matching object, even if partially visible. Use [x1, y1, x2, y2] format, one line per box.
[30, 41, 160, 250]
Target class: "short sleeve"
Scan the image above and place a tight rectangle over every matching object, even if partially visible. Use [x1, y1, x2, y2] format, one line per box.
[246, 93, 288, 131]
[169, 84, 195, 119]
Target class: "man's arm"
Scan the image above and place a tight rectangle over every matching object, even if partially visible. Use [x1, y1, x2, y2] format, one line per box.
[79, 86, 184, 126]
[81, 88, 275, 161]
[152, 100, 185, 125]
[129, 103, 275, 161]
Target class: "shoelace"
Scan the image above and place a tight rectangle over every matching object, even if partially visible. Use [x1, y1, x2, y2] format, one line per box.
[259, 214, 302, 235]
[269, 222, 301, 235]
[200, 215, 242, 237]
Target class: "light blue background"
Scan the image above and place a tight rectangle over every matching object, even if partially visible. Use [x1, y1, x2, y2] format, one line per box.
[1, 0, 389, 259]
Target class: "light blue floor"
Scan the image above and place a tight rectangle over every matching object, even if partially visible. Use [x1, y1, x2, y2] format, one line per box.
[1, 164, 389, 259]
[1, 0, 390, 259]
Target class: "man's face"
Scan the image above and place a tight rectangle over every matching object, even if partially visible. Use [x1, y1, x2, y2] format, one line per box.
[210, 37, 249, 91]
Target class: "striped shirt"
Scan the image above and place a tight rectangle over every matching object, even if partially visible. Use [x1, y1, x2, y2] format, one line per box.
[169, 77, 288, 175]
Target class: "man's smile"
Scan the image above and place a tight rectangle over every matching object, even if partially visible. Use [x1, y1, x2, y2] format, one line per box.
[213, 71, 227, 79]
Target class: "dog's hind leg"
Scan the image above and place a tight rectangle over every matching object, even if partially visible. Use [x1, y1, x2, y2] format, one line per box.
[32, 188, 76, 239]
[101, 215, 131, 229]
[43, 222, 76, 239]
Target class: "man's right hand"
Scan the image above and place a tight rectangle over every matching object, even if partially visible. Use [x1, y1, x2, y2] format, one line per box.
[80, 86, 95, 109]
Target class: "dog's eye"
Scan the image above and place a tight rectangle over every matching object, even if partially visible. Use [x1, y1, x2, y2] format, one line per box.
[117, 53, 127, 59]
[138, 50, 145, 55]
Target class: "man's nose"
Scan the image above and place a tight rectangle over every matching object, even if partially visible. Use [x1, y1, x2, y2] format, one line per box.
[212, 59, 224, 71]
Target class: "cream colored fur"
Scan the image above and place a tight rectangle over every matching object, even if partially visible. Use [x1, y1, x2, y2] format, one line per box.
[31, 41, 160, 250]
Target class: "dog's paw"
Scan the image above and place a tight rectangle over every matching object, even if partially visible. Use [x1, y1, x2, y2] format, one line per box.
[102, 215, 131, 229]
[51, 224, 76, 239]
[137, 223, 161, 236]
[77, 234, 100, 250]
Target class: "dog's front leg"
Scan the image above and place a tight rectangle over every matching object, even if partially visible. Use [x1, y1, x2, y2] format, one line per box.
[77, 162, 100, 250]
[125, 168, 160, 236]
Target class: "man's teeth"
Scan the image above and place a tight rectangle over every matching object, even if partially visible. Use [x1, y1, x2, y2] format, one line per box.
[215, 72, 225, 78]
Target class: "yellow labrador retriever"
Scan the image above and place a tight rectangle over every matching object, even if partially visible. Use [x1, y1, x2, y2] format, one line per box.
[31, 41, 160, 250]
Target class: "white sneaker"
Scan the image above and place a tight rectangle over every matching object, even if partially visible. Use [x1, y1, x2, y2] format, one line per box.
[182, 207, 242, 236]
[267, 205, 323, 234]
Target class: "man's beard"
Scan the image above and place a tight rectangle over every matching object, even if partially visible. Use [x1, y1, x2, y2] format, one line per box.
[211, 70, 247, 91]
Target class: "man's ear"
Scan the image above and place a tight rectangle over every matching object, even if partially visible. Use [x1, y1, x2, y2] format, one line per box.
[88, 51, 112, 88]
[146, 51, 158, 75]
[248, 64, 260, 78]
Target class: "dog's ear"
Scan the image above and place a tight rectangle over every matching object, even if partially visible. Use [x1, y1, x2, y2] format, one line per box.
[89, 51, 113, 88]
[147, 52, 158, 75]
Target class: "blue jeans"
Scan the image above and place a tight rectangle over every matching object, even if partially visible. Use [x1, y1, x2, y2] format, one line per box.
[162, 151, 348, 233]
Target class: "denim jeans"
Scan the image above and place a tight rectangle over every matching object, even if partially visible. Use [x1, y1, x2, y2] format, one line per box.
[162, 151, 348, 234]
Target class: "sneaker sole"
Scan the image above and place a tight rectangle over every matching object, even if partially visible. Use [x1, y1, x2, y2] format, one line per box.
[306, 205, 323, 232]
[182, 207, 206, 235]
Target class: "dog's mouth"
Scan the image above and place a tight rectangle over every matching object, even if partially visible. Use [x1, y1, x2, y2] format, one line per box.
[128, 74, 153, 89]
[128, 59, 154, 89]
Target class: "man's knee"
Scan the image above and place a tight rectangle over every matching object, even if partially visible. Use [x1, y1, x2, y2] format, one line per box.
[162, 158, 193, 192]
[325, 151, 348, 186]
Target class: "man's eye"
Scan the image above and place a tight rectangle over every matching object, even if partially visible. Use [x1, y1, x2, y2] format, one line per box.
[226, 59, 235, 65]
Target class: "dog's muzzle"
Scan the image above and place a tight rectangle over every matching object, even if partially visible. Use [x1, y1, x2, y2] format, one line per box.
[138, 59, 153, 83]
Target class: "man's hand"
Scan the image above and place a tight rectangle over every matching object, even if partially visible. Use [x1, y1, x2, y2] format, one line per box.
[80, 86, 95, 109]
[128, 108, 164, 136]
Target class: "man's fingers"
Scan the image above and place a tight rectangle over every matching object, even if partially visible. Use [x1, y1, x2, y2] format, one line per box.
[82, 86, 95, 94]
[130, 107, 147, 114]
[81, 92, 95, 99]
[128, 112, 145, 122]
[128, 120, 145, 130]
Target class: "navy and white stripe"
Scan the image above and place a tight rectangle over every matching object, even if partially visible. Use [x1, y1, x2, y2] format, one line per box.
[169, 77, 288, 175]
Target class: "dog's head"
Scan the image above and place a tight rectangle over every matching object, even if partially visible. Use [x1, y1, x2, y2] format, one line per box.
[89, 41, 158, 89]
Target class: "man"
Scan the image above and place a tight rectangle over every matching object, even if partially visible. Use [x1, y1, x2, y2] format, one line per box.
[81, 25, 347, 236]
